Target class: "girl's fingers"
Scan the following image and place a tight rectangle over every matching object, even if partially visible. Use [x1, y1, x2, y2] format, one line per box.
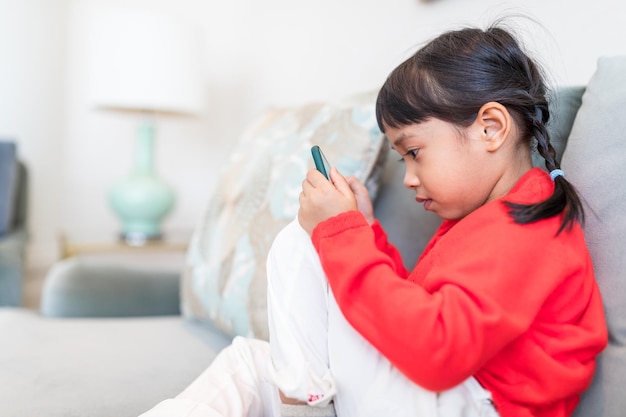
[329, 167, 352, 197]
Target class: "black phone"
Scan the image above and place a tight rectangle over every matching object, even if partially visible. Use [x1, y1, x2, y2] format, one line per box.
[311, 145, 331, 179]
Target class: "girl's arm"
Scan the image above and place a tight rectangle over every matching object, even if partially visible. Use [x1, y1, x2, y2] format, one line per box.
[370, 220, 410, 278]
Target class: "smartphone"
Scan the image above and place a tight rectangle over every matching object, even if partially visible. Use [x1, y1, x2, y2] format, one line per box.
[311, 145, 331, 179]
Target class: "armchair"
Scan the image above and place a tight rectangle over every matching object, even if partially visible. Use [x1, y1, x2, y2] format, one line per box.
[0, 140, 28, 307]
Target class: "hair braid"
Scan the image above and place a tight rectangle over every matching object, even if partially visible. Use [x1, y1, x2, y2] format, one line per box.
[505, 104, 585, 234]
[532, 107, 558, 171]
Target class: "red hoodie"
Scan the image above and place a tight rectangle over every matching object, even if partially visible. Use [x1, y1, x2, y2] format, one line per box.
[311, 168, 607, 417]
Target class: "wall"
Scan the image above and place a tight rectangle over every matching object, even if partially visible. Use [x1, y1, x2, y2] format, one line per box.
[0, 0, 68, 265]
[2, 0, 625, 267]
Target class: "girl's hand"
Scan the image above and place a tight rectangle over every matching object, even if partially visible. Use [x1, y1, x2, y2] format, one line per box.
[346, 176, 375, 225]
[298, 167, 358, 235]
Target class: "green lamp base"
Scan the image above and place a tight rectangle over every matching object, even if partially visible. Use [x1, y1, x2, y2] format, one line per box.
[109, 117, 175, 245]
[109, 174, 174, 244]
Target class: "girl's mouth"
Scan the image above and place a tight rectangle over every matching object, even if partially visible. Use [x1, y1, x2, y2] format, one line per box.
[416, 197, 432, 210]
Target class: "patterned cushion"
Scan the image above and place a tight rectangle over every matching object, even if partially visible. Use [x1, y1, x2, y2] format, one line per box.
[181, 91, 388, 340]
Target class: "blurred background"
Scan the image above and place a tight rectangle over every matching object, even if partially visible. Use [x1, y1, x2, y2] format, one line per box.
[1, 0, 624, 272]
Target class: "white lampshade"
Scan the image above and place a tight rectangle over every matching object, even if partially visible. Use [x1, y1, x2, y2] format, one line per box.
[85, 10, 204, 242]
[87, 10, 204, 115]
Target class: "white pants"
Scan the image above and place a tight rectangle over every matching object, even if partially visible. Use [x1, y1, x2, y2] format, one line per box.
[140, 219, 499, 417]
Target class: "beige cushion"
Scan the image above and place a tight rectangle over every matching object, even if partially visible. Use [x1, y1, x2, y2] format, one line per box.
[181, 92, 388, 340]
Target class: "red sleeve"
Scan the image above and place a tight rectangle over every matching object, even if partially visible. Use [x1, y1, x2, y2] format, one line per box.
[311, 207, 593, 392]
[370, 219, 410, 278]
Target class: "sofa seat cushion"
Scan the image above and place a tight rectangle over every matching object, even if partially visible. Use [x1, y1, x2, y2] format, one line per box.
[562, 55, 626, 417]
[0, 308, 231, 417]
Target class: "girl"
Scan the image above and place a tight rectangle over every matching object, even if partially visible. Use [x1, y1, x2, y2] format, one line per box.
[140, 24, 607, 417]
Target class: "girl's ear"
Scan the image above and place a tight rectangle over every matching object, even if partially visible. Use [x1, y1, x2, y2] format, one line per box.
[476, 102, 512, 152]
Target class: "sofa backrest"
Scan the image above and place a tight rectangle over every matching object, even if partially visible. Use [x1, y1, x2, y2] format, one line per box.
[564, 56, 626, 417]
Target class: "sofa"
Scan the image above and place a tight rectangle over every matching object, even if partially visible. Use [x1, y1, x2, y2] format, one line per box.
[0, 140, 28, 307]
[0, 55, 624, 417]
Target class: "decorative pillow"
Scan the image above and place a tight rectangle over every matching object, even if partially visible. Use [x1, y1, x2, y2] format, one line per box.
[181, 91, 388, 340]
[561, 56, 626, 417]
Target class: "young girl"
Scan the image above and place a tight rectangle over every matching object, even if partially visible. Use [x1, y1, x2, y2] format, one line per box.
[140, 24, 607, 417]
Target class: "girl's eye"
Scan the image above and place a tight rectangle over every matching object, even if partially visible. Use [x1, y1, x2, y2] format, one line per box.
[396, 149, 419, 163]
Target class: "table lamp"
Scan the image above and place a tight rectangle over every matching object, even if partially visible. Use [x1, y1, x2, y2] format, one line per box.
[87, 10, 203, 245]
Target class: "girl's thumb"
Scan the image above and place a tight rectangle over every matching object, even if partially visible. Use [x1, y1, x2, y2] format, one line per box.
[329, 167, 353, 196]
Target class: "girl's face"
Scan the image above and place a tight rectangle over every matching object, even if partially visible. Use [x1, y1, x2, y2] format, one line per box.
[385, 118, 503, 220]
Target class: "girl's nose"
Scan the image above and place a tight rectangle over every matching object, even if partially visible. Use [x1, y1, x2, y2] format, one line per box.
[403, 168, 420, 190]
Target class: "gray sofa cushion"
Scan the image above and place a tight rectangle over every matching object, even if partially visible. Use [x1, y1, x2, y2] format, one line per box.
[562, 56, 626, 417]
[40, 257, 182, 317]
[0, 309, 231, 417]
[0, 141, 18, 236]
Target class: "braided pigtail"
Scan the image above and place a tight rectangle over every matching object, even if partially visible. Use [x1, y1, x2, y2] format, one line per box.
[504, 106, 585, 234]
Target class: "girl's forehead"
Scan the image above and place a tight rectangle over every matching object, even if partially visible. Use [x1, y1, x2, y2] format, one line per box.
[385, 120, 473, 155]
[385, 119, 454, 142]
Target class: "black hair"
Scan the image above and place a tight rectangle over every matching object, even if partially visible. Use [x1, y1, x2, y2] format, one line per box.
[375, 24, 583, 234]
